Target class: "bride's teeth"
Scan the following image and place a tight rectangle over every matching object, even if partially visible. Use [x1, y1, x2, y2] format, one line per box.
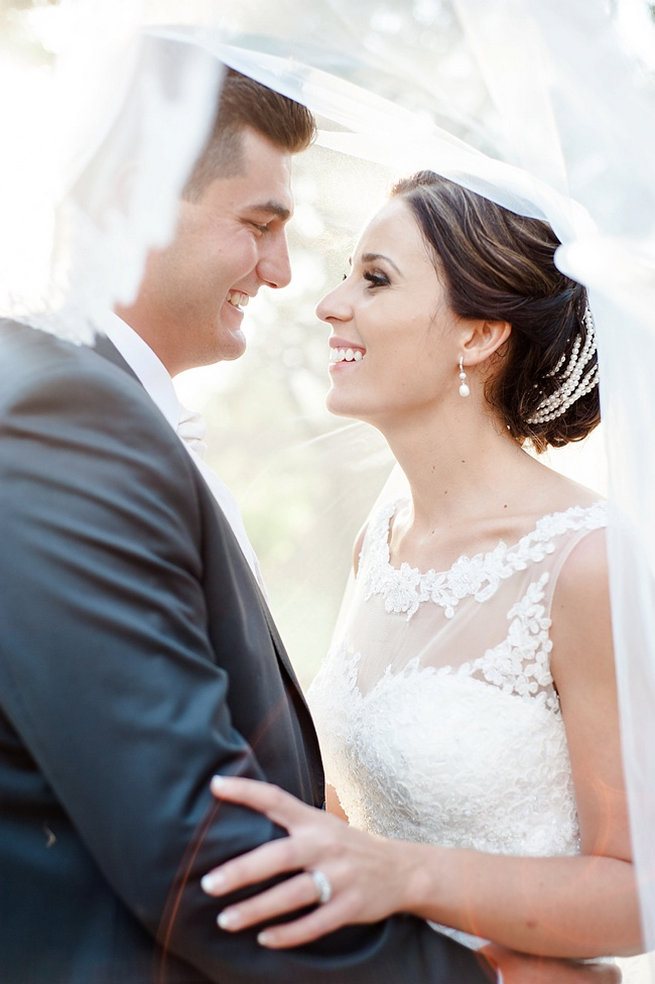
[330, 347, 364, 363]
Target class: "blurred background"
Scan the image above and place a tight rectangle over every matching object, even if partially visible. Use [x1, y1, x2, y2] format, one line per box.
[1, 1, 652, 978]
[1, 0, 615, 682]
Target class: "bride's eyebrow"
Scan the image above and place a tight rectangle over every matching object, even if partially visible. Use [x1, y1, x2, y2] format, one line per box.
[360, 251, 402, 274]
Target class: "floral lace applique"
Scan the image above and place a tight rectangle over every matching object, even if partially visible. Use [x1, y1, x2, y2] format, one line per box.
[308, 629, 580, 861]
[361, 500, 606, 620]
[448, 572, 559, 711]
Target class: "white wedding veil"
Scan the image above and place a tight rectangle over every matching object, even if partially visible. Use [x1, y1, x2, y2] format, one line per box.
[3, 0, 654, 972]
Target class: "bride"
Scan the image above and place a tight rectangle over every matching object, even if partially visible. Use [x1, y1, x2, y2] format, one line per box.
[200, 170, 642, 963]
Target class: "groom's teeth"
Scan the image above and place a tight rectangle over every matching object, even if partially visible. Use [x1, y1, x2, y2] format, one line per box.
[227, 291, 249, 308]
[330, 348, 364, 363]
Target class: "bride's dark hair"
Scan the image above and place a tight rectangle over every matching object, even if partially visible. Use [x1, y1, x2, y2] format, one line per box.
[391, 171, 600, 452]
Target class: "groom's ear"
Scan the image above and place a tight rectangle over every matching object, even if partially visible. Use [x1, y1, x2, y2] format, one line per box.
[460, 318, 511, 367]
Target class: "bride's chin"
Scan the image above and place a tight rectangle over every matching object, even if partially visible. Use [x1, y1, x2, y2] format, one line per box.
[325, 390, 355, 418]
[326, 382, 380, 424]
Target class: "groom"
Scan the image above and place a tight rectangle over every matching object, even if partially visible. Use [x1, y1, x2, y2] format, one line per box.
[0, 40, 617, 984]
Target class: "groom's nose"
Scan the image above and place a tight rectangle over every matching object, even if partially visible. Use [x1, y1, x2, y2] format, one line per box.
[257, 228, 292, 289]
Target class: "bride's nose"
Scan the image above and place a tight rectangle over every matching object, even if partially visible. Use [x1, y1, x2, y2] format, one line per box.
[315, 279, 350, 324]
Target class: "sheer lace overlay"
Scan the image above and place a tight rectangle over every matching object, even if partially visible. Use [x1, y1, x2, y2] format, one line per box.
[309, 502, 607, 869]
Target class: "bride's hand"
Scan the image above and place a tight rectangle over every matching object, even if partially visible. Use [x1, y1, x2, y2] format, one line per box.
[201, 775, 414, 948]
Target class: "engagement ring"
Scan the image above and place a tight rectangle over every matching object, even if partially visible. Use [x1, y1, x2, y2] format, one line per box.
[310, 869, 332, 905]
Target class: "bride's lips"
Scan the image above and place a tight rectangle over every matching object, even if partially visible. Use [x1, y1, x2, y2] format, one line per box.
[329, 337, 366, 368]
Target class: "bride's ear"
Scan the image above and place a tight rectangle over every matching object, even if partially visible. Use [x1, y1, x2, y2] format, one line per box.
[460, 318, 511, 367]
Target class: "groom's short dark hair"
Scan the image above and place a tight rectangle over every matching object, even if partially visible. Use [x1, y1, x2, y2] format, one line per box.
[183, 68, 315, 199]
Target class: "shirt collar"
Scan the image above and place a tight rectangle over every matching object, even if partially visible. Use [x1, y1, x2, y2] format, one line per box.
[100, 312, 181, 431]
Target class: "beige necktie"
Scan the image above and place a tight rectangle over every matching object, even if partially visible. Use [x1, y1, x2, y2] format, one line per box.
[176, 406, 208, 458]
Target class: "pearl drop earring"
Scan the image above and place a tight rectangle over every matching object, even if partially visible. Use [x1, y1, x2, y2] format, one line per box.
[458, 356, 470, 397]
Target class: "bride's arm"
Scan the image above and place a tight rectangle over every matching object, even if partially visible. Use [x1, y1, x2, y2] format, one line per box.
[201, 532, 642, 958]
[401, 528, 640, 958]
[203, 776, 639, 957]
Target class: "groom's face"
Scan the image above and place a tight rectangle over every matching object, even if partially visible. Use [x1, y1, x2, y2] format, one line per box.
[119, 126, 294, 376]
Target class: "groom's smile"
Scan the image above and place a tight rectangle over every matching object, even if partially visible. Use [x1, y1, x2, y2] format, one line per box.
[115, 127, 294, 376]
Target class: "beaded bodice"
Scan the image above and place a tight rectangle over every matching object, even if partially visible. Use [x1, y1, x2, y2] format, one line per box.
[308, 501, 607, 866]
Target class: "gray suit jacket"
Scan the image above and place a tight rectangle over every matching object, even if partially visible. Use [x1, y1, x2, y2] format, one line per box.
[0, 319, 493, 984]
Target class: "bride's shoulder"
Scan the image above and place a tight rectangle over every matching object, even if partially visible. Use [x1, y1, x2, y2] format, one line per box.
[550, 516, 609, 627]
[549, 517, 612, 689]
[526, 466, 606, 541]
[535, 460, 604, 510]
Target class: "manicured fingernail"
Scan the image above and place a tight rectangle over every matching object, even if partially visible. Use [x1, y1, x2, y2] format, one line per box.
[201, 872, 224, 894]
[257, 930, 273, 947]
[218, 909, 239, 930]
[211, 775, 225, 791]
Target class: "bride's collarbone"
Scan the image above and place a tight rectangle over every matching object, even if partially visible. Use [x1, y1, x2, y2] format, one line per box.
[389, 519, 514, 574]
[387, 502, 586, 574]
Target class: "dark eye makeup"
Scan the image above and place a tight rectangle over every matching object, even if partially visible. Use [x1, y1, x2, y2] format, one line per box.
[364, 270, 390, 288]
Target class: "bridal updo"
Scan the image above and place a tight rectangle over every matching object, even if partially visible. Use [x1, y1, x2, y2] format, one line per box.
[391, 171, 600, 452]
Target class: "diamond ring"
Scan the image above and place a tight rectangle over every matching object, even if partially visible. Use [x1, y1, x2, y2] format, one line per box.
[310, 869, 332, 905]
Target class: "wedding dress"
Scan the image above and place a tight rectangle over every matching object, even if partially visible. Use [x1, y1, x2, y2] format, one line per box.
[308, 498, 607, 947]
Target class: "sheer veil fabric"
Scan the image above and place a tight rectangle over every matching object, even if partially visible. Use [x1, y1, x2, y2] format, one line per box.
[3, 0, 655, 969]
[0, 3, 223, 338]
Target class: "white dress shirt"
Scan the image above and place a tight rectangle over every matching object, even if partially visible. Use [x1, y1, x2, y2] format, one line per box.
[101, 312, 266, 592]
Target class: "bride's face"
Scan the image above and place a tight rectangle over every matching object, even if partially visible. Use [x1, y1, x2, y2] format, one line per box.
[317, 198, 462, 428]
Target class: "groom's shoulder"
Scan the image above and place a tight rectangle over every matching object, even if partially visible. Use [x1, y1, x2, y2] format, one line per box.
[0, 316, 144, 407]
[1, 316, 113, 375]
[0, 316, 195, 496]
[0, 316, 184, 471]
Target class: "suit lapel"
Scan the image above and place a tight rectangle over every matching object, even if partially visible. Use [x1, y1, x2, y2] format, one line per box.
[93, 328, 321, 774]
[257, 590, 313, 713]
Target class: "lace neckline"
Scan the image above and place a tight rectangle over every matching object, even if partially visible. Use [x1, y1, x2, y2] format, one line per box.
[361, 499, 606, 619]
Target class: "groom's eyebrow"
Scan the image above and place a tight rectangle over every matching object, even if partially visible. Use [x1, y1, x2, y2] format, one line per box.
[248, 199, 292, 221]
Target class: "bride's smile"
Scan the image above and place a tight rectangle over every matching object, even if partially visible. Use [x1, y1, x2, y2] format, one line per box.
[318, 198, 463, 428]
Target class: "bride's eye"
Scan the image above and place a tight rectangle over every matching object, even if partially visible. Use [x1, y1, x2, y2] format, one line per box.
[364, 270, 389, 288]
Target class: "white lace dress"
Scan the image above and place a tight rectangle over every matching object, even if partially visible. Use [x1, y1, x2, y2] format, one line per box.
[307, 500, 607, 948]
